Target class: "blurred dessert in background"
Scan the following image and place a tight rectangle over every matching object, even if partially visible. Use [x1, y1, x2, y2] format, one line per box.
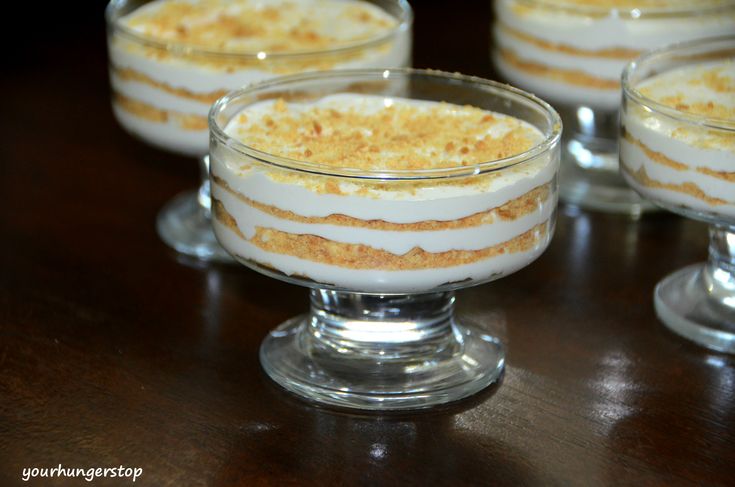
[108, 0, 410, 155]
[492, 0, 735, 214]
[494, 0, 735, 110]
[621, 59, 735, 218]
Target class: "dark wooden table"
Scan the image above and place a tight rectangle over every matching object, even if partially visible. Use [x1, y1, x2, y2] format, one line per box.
[1, 2, 733, 486]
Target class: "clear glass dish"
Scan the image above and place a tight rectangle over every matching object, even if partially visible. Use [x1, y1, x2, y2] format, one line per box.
[105, 0, 412, 261]
[209, 69, 562, 410]
[620, 36, 735, 353]
[492, 0, 735, 215]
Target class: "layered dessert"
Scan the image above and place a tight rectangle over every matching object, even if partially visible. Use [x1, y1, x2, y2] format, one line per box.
[210, 94, 558, 293]
[107, 0, 410, 155]
[493, 0, 735, 111]
[621, 60, 735, 220]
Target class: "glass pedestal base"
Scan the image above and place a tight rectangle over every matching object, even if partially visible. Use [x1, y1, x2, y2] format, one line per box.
[655, 264, 735, 354]
[560, 138, 657, 216]
[260, 290, 505, 411]
[157, 191, 233, 263]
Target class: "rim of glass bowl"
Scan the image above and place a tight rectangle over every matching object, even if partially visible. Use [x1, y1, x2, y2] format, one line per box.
[106, 0, 413, 61]
[511, 0, 735, 18]
[622, 35, 735, 132]
[208, 68, 562, 181]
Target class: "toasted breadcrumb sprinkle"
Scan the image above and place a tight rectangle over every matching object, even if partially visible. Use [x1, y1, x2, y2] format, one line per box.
[122, 0, 397, 53]
[228, 96, 542, 171]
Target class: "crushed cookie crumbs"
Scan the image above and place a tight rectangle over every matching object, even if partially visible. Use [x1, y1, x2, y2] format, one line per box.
[122, 0, 398, 54]
[638, 61, 735, 121]
[227, 96, 543, 171]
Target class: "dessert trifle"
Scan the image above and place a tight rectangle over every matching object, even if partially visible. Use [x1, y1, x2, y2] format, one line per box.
[492, 0, 735, 214]
[621, 37, 735, 353]
[106, 0, 412, 260]
[209, 69, 562, 409]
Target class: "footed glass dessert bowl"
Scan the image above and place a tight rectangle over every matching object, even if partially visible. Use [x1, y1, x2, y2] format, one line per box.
[209, 69, 561, 410]
[106, 0, 412, 261]
[621, 37, 735, 353]
[493, 0, 735, 215]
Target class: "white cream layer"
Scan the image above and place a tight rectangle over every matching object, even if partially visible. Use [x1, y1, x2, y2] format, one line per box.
[211, 95, 558, 291]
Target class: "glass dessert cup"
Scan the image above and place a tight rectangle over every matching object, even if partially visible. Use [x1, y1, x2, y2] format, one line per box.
[492, 0, 735, 215]
[209, 69, 562, 410]
[105, 0, 412, 261]
[621, 36, 735, 353]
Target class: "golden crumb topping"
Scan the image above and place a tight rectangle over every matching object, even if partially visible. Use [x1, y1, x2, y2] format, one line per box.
[121, 0, 397, 53]
[225, 95, 543, 171]
[638, 60, 735, 121]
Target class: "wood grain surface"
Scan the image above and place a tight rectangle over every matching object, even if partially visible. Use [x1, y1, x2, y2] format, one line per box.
[1, 1, 733, 486]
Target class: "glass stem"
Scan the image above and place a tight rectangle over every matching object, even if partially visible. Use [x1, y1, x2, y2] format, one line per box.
[705, 225, 735, 307]
[198, 155, 212, 219]
[563, 106, 618, 171]
[308, 290, 460, 362]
